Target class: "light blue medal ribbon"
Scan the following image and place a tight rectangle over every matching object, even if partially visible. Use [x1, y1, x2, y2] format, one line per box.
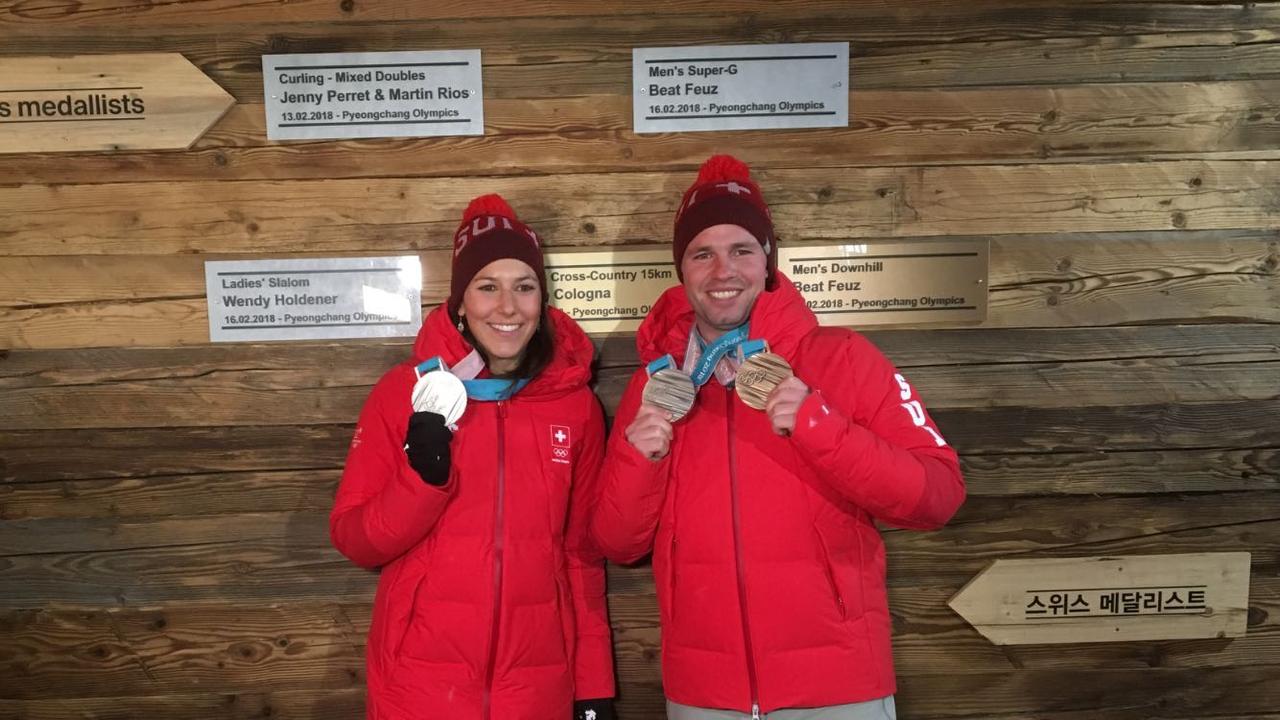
[416, 356, 529, 401]
[686, 323, 751, 387]
[736, 338, 769, 362]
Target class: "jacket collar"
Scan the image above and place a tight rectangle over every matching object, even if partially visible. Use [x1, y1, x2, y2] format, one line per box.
[412, 303, 593, 399]
[635, 271, 817, 365]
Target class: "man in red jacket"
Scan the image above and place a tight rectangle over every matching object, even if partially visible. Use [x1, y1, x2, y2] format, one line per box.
[592, 156, 965, 719]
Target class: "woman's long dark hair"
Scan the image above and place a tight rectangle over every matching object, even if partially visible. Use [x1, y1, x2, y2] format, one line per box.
[454, 305, 555, 387]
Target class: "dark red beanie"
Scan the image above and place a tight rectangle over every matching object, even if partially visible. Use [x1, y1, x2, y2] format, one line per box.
[673, 155, 777, 289]
[448, 194, 548, 317]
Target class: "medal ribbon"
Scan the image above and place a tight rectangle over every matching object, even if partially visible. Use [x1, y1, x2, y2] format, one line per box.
[736, 339, 769, 360]
[647, 324, 766, 388]
[417, 353, 529, 401]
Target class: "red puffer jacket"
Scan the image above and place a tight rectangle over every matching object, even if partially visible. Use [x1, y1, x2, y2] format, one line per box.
[592, 273, 964, 714]
[332, 305, 614, 720]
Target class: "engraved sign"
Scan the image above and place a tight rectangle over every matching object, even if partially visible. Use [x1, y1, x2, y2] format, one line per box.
[205, 256, 422, 342]
[0, 54, 234, 154]
[779, 240, 988, 325]
[633, 42, 848, 134]
[949, 553, 1252, 645]
[544, 248, 677, 334]
[543, 240, 986, 334]
[263, 50, 484, 141]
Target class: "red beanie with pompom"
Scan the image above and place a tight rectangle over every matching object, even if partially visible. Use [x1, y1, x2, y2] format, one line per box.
[672, 154, 777, 289]
[448, 193, 548, 318]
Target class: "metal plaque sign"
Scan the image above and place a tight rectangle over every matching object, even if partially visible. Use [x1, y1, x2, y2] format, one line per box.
[780, 240, 988, 325]
[949, 553, 1252, 645]
[263, 50, 484, 141]
[0, 53, 234, 154]
[205, 256, 422, 342]
[632, 42, 848, 134]
[544, 239, 986, 334]
[544, 248, 677, 334]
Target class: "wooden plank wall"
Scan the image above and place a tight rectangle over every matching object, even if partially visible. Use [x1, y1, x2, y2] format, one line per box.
[2, 1, 1279, 717]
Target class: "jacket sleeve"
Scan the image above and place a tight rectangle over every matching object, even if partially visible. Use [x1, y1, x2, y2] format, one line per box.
[790, 336, 965, 530]
[565, 394, 617, 701]
[589, 369, 672, 564]
[329, 372, 456, 569]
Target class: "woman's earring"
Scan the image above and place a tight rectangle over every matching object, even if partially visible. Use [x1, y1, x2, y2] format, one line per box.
[456, 317, 465, 333]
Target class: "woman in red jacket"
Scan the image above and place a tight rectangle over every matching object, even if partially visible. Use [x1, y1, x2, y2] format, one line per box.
[331, 195, 615, 720]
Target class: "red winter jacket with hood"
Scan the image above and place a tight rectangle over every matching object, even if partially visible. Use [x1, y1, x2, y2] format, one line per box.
[591, 273, 964, 714]
[332, 305, 615, 720]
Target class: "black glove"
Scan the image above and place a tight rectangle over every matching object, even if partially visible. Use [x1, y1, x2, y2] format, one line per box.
[574, 699, 616, 720]
[404, 411, 452, 486]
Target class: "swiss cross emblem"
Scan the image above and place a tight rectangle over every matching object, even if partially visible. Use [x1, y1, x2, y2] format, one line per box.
[551, 425, 570, 447]
[550, 425, 571, 465]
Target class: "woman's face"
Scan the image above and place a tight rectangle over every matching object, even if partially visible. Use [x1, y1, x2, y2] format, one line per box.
[459, 258, 542, 375]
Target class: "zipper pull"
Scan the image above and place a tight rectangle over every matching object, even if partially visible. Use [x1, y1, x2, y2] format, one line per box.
[752, 703, 761, 720]
[497, 400, 508, 418]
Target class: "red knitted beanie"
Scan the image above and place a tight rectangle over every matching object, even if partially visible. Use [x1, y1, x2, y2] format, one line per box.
[448, 194, 548, 317]
[672, 155, 777, 289]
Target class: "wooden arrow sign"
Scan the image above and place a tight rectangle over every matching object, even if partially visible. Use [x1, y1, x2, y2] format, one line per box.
[0, 53, 234, 154]
[949, 553, 1251, 645]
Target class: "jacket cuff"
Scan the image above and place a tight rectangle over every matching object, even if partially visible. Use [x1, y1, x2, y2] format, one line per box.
[793, 389, 843, 450]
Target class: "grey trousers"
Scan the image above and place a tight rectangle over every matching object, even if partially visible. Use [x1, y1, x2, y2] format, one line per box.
[667, 697, 896, 720]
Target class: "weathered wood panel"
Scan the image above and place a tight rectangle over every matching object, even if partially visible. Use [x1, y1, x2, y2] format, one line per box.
[0, 470, 341, 521]
[1, 493, 1275, 607]
[6, 80, 1280, 184]
[0, 425, 353, 482]
[4, 686, 1278, 720]
[3, 324, 1278, 428]
[4, 399, 1278, 478]
[2, 573, 1276, 700]
[2, 1, 1278, 717]
[4, 231, 1276, 347]
[9, 0, 1275, 32]
[6, 448, 1280, 524]
[0, 689, 367, 720]
[0, 604, 369, 700]
[5, 163, 1278, 258]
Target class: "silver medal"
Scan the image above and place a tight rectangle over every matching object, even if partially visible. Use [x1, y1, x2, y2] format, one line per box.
[411, 370, 468, 425]
[642, 368, 697, 421]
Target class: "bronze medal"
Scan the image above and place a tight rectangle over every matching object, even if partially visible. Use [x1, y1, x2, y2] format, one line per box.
[735, 352, 792, 410]
[642, 368, 697, 421]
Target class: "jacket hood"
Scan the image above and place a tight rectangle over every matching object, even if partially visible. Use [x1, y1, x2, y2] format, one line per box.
[412, 303, 594, 399]
[635, 271, 818, 365]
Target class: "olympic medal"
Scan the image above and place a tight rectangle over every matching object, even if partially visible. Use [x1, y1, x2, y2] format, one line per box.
[642, 369, 697, 421]
[735, 352, 793, 410]
[411, 370, 468, 425]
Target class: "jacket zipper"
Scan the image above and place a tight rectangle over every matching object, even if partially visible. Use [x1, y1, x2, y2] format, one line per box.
[482, 402, 508, 720]
[726, 389, 761, 720]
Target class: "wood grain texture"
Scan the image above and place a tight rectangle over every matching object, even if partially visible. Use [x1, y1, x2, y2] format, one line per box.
[0, 425, 353, 482]
[1, 493, 1275, 607]
[6, 80, 1280, 184]
[6, 164, 1279, 257]
[3, 323, 1278, 428]
[3, 2, 1279, 717]
[1, 572, 1275, 700]
[7, 0, 1273, 31]
[0, 689, 367, 720]
[5, 448, 1280, 524]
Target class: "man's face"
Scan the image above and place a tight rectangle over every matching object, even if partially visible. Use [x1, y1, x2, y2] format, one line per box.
[680, 224, 767, 340]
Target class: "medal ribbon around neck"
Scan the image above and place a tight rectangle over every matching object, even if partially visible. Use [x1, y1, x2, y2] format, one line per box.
[417, 351, 529, 401]
[646, 322, 751, 387]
